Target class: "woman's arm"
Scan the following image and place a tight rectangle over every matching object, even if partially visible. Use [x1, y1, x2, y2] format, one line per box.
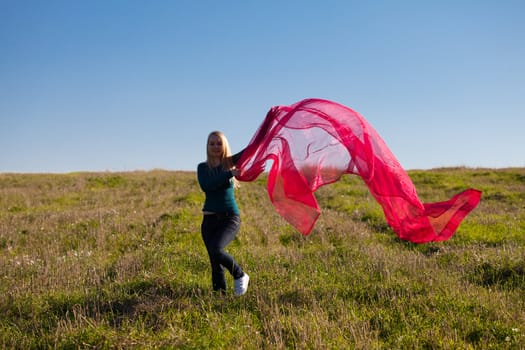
[231, 148, 245, 165]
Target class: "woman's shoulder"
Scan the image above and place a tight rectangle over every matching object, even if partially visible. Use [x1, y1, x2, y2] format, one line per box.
[197, 162, 209, 171]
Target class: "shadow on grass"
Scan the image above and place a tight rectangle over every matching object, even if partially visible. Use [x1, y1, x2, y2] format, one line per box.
[467, 261, 525, 290]
[40, 278, 206, 330]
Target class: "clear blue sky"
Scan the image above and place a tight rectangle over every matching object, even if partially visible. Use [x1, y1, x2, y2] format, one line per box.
[1, 0, 524, 173]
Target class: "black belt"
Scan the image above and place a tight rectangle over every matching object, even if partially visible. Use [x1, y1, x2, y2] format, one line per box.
[204, 211, 237, 219]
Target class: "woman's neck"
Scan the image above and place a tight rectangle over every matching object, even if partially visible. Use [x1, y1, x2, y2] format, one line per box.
[209, 157, 221, 167]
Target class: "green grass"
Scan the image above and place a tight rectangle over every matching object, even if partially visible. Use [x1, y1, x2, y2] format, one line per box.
[0, 168, 524, 349]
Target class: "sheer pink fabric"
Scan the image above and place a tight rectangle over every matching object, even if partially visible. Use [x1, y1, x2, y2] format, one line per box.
[236, 98, 481, 243]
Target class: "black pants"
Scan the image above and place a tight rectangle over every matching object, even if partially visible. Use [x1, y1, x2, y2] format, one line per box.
[201, 214, 244, 291]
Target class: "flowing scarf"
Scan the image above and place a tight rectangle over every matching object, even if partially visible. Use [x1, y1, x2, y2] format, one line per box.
[236, 98, 481, 243]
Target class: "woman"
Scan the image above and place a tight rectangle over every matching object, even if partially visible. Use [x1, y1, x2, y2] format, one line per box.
[197, 131, 249, 296]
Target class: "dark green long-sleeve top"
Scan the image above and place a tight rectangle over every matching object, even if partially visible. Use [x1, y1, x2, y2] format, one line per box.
[197, 151, 243, 215]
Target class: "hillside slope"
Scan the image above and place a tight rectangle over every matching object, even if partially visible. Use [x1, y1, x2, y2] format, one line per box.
[0, 168, 523, 348]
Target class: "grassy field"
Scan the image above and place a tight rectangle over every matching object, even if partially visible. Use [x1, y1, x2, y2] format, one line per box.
[0, 168, 524, 349]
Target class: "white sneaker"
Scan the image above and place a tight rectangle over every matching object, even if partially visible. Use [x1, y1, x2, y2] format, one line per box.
[234, 273, 250, 296]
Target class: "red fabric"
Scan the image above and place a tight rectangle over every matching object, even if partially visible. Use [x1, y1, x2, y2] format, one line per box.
[236, 98, 481, 243]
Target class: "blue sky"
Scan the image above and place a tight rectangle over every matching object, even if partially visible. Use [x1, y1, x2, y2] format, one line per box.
[1, 0, 524, 173]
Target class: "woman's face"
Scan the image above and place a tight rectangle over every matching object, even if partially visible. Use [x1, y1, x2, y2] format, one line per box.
[208, 134, 224, 158]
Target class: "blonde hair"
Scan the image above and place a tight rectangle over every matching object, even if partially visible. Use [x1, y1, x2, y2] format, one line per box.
[206, 131, 239, 187]
[207, 131, 232, 168]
